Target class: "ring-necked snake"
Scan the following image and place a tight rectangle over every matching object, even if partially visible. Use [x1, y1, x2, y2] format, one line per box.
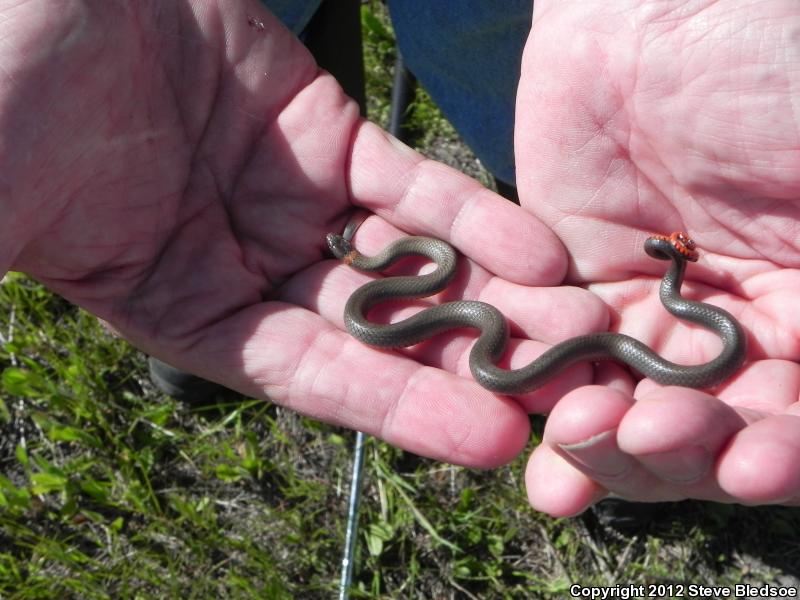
[326, 231, 746, 394]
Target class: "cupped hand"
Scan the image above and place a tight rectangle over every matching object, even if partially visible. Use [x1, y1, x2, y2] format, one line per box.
[1, 0, 604, 468]
[516, 0, 800, 513]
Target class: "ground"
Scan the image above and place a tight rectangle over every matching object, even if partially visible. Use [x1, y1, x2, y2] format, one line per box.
[1, 3, 799, 599]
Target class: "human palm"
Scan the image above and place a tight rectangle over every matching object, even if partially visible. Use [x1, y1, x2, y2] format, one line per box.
[516, 0, 800, 513]
[3, 1, 593, 468]
[4, 3, 359, 379]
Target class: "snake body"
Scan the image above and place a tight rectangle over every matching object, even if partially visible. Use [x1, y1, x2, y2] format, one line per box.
[326, 231, 746, 394]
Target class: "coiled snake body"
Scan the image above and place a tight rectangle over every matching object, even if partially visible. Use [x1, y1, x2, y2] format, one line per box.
[326, 231, 746, 394]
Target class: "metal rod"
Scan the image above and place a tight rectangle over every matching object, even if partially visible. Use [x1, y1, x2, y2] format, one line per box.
[338, 50, 416, 600]
[388, 53, 417, 144]
[338, 430, 366, 599]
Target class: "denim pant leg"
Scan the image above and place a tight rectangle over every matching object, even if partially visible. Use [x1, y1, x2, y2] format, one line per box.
[387, 1, 532, 186]
[262, 0, 532, 186]
[260, 0, 322, 34]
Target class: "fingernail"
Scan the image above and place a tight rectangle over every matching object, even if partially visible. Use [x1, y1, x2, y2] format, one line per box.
[637, 445, 712, 484]
[558, 430, 634, 479]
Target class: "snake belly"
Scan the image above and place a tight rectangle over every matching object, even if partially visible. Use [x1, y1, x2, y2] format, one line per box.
[326, 233, 747, 394]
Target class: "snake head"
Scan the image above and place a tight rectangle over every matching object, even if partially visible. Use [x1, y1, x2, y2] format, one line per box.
[645, 231, 699, 262]
[326, 233, 356, 263]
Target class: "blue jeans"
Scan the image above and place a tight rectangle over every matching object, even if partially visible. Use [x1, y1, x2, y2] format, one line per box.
[263, 1, 532, 186]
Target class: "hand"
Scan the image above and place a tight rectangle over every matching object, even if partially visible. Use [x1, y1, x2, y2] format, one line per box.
[515, 0, 800, 514]
[0, 0, 588, 468]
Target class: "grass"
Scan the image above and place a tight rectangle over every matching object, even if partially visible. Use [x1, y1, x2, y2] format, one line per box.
[1, 3, 800, 598]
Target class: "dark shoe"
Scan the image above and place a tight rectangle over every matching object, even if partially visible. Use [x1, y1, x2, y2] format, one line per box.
[590, 498, 670, 535]
[148, 357, 226, 403]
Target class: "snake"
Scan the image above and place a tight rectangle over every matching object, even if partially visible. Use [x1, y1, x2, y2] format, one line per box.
[326, 231, 747, 394]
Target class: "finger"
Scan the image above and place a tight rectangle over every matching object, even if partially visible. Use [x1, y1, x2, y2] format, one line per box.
[546, 386, 640, 482]
[319, 214, 608, 342]
[717, 415, 800, 503]
[292, 255, 613, 411]
[543, 386, 740, 503]
[525, 441, 607, 517]
[308, 258, 600, 410]
[330, 215, 609, 343]
[141, 302, 530, 469]
[307, 216, 614, 407]
[625, 364, 800, 504]
[346, 120, 568, 286]
[616, 387, 748, 484]
[628, 359, 800, 494]
[713, 359, 800, 414]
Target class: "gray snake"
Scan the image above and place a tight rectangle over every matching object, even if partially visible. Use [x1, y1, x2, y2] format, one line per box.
[326, 231, 746, 394]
